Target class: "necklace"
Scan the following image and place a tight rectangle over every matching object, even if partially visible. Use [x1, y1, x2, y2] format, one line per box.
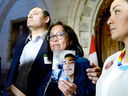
[118, 48, 128, 70]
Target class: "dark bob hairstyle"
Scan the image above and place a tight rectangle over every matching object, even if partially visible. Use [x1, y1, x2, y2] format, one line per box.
[47, 21, 84, 61]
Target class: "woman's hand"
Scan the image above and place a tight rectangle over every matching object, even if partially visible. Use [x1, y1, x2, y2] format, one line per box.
[86, 63, 101, 84]
[58, 80, 77, 96]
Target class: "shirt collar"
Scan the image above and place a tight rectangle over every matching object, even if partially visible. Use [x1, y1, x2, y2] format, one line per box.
[25, 30, 48, 43]
[40, 30, 48, 40]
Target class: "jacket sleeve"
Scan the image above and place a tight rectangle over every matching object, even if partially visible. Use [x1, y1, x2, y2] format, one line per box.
[37, 71, 62, 96]
[73, 57, 95, 96]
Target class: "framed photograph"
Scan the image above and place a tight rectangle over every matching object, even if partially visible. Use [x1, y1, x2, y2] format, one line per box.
[51, 50, 75, 82]
[7, 20, 29, 62]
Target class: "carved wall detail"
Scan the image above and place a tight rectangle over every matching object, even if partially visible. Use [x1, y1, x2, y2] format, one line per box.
[79, 21, 89, 32]
[80, 37, 89, 48]
[51, 17, 67, 24]
[81, 6, 91, 17]
[90, 0, 97, 2]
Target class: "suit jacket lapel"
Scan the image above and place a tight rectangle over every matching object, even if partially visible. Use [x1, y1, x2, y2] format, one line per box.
[9, 40, 26, 82]
[33, 38, 47, 65]
[12, 41, 26, 66]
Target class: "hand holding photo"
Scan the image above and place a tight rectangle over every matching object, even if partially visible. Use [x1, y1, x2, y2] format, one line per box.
[51, 50, 75, 82]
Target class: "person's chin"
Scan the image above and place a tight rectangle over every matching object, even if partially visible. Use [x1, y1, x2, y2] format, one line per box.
[27, 25, 32, 28]
[111, 35, 119, 41]
[53, 46, 60, 50]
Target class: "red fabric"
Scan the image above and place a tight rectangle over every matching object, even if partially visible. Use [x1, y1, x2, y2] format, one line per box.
[89, 34, 96, 54]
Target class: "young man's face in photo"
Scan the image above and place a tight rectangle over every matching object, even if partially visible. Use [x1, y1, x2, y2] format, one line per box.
[63, 56, 75, 76]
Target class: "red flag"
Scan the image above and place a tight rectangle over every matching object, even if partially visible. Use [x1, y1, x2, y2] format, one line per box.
[88, 34, 98, 65]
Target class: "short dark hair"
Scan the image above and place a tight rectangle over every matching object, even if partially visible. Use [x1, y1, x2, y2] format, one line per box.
[31, 7, 51, 28]
[42, 9, 51, 27]
[64, 53, 75, 59]
[47, 21, 84, 61]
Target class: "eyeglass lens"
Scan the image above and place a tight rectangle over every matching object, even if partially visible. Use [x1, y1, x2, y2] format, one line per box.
[49, 32, 65, 41]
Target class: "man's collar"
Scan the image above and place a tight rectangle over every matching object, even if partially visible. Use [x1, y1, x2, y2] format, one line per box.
[25, 30, 48, 43]
[40, 30, 48, 40]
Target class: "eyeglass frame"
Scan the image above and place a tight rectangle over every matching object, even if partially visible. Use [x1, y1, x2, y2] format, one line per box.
[47, 31, 66, 41]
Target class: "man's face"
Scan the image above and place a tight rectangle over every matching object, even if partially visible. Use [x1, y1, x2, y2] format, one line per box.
[63, 56, 75, 76]
[27, 7, 46, 29]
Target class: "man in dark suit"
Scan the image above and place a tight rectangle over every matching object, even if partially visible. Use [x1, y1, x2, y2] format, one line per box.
[3, 7, 52, 96]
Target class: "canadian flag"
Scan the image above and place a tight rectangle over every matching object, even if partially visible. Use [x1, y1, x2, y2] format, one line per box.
[88, 34, 98, 65]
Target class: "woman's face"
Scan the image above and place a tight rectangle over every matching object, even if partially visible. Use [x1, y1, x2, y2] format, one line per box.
[107, 0, 128, 42]
[49, 25, 71, 52]
[63, 56, 75, 76]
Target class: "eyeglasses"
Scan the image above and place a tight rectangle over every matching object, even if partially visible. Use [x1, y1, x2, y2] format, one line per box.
[47, 32, 66, 41]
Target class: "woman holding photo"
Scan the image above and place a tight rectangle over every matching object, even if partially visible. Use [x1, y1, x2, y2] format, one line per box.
[38, 21, 95, 96]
